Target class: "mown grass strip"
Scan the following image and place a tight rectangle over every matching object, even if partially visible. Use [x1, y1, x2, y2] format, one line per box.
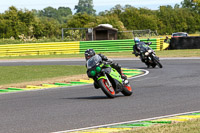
[0, 49, 199, 59]
[54, 83, 74, 86]
[0, 89, 17, 92]
[6, 88, 24, 91]
[119, 119, 200, 133]
[111, 123, 155, 128]
[69, 81, 90, 85]
[0, 65, 86, 85]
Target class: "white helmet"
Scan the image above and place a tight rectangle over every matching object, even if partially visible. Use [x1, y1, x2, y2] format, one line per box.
[134, 37, 140, 43]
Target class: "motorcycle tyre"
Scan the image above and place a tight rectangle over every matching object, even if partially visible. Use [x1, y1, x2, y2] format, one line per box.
[153, 56, 163, 68]
[151, 63, 156, 68]
[145, 62, 150, 68]
[121, 83, 133, 96]
[98, 79, 115, 98]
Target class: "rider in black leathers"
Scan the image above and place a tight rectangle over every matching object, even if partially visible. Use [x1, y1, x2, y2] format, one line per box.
[132, 37, 152, 66]
[85, 49, 128, 89]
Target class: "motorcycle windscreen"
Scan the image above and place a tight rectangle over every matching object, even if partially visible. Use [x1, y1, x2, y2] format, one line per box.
[87, 54, 102, 69]
[138, 44, 149, 53]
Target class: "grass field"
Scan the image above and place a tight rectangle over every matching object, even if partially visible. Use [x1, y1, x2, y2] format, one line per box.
[121, 118, 200, 133]
[0, 65, 86, 85]
[0, 49, 200, 60]
[156, 49, 200, 57]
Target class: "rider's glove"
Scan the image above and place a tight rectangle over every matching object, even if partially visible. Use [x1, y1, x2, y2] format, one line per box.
[107, 59, 113, 63]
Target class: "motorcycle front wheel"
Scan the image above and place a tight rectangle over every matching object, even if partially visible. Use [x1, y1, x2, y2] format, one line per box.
[121, 83, 132, 96]
[98, 79, 115, 98]
[152, 56, 163, 68]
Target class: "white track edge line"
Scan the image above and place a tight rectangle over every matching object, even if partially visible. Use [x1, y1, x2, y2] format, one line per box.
[52, 110, 200, 133]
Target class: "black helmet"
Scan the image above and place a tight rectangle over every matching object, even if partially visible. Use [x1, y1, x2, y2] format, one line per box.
[85, 49, 95, 60]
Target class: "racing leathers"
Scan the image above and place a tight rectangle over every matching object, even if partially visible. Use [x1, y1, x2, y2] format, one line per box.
[132, 42, 146, 62]
[87, 54, 128, 89]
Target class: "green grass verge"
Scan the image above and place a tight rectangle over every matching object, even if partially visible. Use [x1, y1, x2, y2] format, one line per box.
[121, 119, 200, 133]
[156, 49, 200, 57]
[0, 53, 85, 60]
[0, 65, 86, 85]
[0, 49, 199, 60]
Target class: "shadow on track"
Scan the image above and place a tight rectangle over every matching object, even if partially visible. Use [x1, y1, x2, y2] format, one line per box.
[136, 66, 162, 69]
[62, 95, 124, 100]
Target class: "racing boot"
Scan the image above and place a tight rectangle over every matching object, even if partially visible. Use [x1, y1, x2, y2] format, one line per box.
[121, 73, 129, 85]
[94, 81, 99, 89]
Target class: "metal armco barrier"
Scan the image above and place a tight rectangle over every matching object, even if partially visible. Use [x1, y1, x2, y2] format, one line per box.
[0, 38, 163, 57]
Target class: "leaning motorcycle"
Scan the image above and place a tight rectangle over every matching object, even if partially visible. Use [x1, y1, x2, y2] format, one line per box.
[137, 43, 163, 68]
[86, 54, 132, 98]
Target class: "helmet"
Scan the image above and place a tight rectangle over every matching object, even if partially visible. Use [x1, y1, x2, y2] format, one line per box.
[134, 37, 140, 44]
[85, 49, 96, 60]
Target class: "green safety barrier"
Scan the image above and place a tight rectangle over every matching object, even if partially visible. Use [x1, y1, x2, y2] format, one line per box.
[80, 39, 160, 53]
[0, 42, 80, 57]
[0, 38, 163, 57]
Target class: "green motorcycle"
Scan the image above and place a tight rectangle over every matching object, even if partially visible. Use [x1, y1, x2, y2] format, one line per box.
[87, 54, 132, 98]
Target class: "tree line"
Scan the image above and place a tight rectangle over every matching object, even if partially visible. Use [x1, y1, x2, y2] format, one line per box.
[0, 0, 199, 40]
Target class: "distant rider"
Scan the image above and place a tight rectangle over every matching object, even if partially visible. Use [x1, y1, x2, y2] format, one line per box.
[132, 37, 152, 65]
[85, 49, 128, 88]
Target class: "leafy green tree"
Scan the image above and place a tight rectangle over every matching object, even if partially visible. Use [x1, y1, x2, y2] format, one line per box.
[66, 13, 95, 28]
[157, 5, 200, 34]
[0, 17, 9, 38]
[174, 4, 180, 9]
[0, 6, 35, 38]
[57, 7, 72, 23]
[74, 0, 96, 15]
[181, 0, 200, 13]
[2, 3, 200, 41]
[110, 4, 124, 16]
[0, 6, 62, 39]
[65, 30, 82, 41]
[33, 17, 60, 38]
[120, 6, 158, 30]
[58, 7, 72, 17]
[157, 6, 174, 34]
[38, 6, 72, 23]
[39, 6, 58, 18]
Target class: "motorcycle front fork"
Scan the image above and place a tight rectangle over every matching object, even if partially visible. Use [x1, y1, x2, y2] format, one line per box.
[104, 74, 112, 88]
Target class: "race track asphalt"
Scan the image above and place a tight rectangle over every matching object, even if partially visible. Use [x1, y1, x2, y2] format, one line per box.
[0, 58, 200, 133]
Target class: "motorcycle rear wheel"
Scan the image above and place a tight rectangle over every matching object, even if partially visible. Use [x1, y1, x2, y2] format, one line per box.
[98, 79, 115, 98]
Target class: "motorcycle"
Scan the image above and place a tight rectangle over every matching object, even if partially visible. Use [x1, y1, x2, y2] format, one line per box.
[86, 54, 132, 98]
[137, 42, 163, 68]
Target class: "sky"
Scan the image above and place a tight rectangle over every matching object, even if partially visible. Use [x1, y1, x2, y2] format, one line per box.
[0, 0, 183, 14]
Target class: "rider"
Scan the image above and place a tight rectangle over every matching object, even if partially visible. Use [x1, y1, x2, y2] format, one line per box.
[132, 37, 145, 62]
[132, 37, 152, 66]
[85, 49, 128, 88]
